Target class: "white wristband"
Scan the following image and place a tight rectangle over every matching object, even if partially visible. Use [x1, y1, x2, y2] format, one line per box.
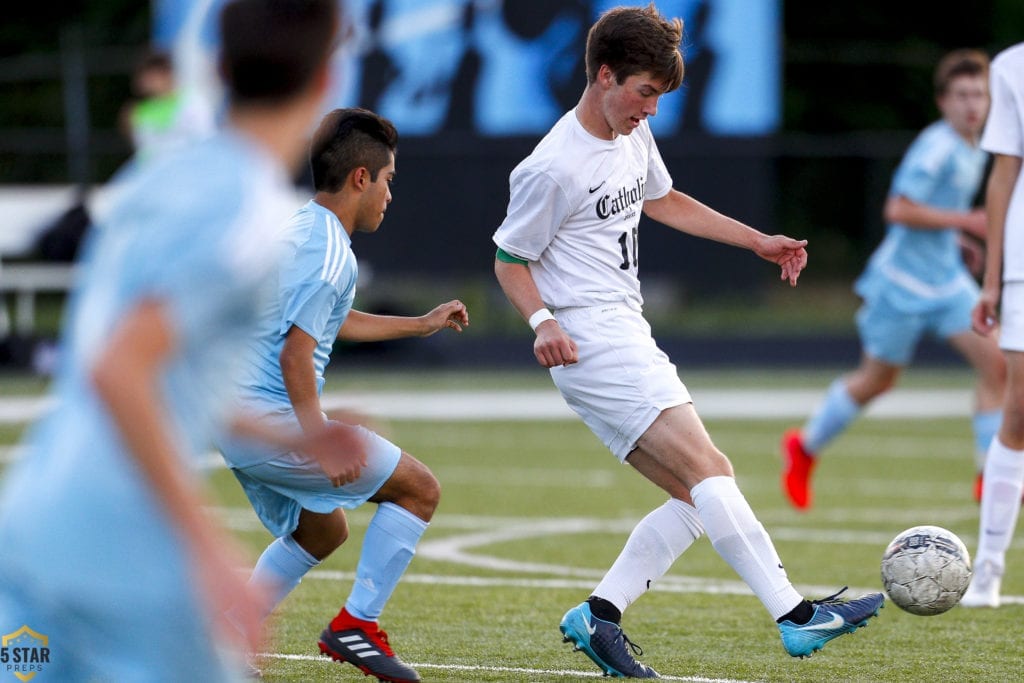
[528, 308, 555, 331]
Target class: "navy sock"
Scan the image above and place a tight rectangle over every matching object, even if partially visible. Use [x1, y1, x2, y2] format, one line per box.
[776, 600, 814, 625]
[587, 596, 622, 624]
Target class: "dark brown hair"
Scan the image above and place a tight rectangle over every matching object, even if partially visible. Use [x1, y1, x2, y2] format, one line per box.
[933, 49, 989, 97]
[310, 108, 398, 193]
[219, 0, 339, 105]
[585, 3, 684, 92]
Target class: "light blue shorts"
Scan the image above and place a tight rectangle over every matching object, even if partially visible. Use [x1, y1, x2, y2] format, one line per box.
[856, 286, 976, 365]
[227, 424, 401, 538]
[550, 302, 691, 462]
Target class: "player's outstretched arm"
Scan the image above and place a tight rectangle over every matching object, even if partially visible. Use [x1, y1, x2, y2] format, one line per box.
[336, 301, 469, 342]
[643, 190, 807, 286]
[751, 234, 809, 286]
[883, 195, 988, 240]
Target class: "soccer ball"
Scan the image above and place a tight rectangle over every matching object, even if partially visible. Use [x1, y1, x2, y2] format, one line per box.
[880, 525, 972, 616]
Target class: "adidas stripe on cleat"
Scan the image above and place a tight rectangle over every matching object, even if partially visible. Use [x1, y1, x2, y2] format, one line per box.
[318, 621, 420, 683]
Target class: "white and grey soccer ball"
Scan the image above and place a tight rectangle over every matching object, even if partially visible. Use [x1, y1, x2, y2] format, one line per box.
[880, 525, 972, 616]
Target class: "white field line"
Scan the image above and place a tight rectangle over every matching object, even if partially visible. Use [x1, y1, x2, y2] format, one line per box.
[214, 506, 1024, 606]
[0, 387, 969, 466]
[260, 652, 757, 682]
[0, 387, 972, 425]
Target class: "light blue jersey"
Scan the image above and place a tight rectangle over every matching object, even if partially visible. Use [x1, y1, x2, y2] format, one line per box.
[217, 200, 401, 537]
[855, 120, 987, 313]
[0, 129, 295, 681]
[226, 200, 358, 464]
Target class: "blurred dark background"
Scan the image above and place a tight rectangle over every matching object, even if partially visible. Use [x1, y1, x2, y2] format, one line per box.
[1, 0, 1023, 369]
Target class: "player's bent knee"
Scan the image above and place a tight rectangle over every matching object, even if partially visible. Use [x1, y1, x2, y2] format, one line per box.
[377, 452, 441, 519]
[412, 466, 442, 512]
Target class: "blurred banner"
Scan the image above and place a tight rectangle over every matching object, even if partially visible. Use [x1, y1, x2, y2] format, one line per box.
[153, 0, 779, 138]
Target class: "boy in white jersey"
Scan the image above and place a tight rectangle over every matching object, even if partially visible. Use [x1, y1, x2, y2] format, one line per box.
[962, 42, 1024, 608]
[782, 50, 1005, 510]
[0, 1, 353, 680]
[493, 5, 882, 678]
[218, 108, 468, 682]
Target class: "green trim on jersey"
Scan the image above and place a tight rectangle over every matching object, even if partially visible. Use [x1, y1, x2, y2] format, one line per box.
[496, 247, 528, 265]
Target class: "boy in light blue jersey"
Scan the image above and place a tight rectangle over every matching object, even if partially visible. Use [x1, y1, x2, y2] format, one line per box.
[0, 2, 350, 680]
[782, 49, 1006, 510]
[217, 108, 468, 683]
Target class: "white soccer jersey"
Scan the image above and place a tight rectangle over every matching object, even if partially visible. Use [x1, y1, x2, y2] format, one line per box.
[981, 43, 1024, 281]
[493, 109, 672, 309]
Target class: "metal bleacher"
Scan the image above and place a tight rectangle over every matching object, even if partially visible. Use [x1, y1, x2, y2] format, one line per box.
[0, 185, 85, 340]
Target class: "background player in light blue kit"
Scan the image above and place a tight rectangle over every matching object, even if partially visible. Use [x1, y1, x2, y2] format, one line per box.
[0, 1, 354, 680]
[218, 107, 468, 683]
[782, 49, 1005, 510]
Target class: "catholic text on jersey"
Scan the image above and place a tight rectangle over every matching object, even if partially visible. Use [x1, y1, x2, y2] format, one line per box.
[595, 177, 646, 220]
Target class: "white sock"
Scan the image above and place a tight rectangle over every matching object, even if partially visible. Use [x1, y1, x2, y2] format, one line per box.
[592, 498, 704, 613]
[691, 476, 803, 620]
[975, 438, 1024, 570]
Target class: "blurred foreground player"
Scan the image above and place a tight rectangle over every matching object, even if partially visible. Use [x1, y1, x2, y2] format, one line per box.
[0, 1, 351, 680]
[962, 41, 1024, 608]
[219, 108, 468, 682]
[493, 4, 883, 678]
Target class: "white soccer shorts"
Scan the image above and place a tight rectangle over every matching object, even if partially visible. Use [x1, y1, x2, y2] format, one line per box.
[999, 281, 1024, 352]
[550, 301, 691, 461]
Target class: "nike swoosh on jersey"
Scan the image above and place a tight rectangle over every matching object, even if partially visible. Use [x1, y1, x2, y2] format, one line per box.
[794, 614, 845, 631]
[588, 181, 606, 193]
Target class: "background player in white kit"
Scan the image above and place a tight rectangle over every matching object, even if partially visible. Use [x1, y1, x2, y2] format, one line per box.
[0, 1, 351, 680]
[493, 5, 883, 678]
[962, 41, 1024, 608]
[218, 107, 468, 682]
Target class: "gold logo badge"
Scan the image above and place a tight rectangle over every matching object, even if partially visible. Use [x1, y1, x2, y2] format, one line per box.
[1, 626, 50, 682]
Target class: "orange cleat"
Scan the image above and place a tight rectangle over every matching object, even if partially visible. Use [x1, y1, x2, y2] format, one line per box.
[781, 429, 816, 510]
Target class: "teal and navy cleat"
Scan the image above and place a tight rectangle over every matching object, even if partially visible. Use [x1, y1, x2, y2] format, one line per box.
[779, 588, 885, 658]
[559, 602, 659, 678]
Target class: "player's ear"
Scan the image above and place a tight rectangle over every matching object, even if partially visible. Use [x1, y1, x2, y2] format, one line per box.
[351, 167, 369, 189]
